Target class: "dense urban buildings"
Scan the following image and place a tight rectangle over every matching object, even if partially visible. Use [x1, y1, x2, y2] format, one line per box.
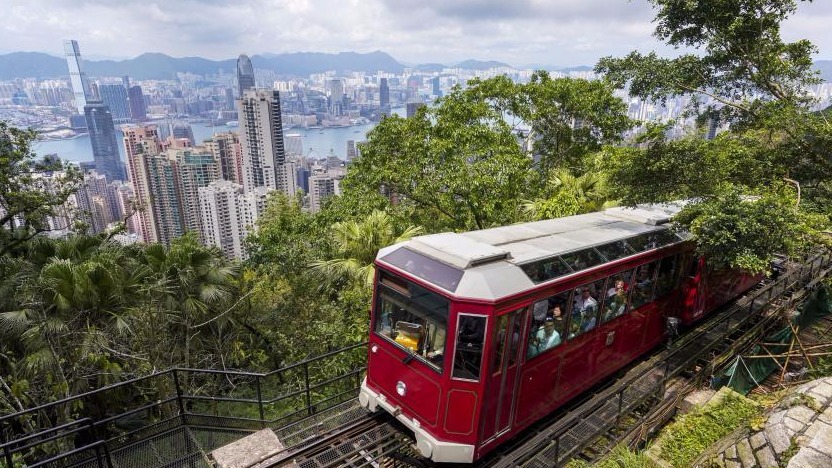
[9, 42, 832, 260]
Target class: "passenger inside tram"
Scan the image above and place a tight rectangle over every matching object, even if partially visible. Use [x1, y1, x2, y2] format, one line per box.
[528, 316, 562, 358]
[604, 282, 629, 321]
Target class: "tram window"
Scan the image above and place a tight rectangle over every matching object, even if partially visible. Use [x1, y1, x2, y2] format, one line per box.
[656, 255, 680, 298]
[491, 315, 508, 376]
[453, 315, 487, 381]
[381, 247, 464, 292]
[507, 312, 524, 366]
[527, 291, 569, 359]
[602, 269, 635, 323]
[631, 261, 659, 309]
[374, 274, 449, 372]
[520, 257, 572, 284]
[571, 278, 605, 337]
[561, 249, 606, 272]
[596, 241, 635, 261]
[628, 230, 681, 252]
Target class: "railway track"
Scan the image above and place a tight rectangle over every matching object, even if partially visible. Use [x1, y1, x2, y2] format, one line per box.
[261, 255, 830, 468]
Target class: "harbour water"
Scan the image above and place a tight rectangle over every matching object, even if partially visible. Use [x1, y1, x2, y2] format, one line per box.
[33, 121, 380, 164]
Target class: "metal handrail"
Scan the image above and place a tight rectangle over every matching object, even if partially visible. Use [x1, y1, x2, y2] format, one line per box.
[0, 341, 369, 468]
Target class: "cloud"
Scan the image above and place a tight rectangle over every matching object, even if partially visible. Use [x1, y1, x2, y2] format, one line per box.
[1, 0, 830, 68]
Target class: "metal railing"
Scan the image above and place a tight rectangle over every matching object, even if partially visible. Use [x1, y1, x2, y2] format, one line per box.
[0, 342, 368, 468]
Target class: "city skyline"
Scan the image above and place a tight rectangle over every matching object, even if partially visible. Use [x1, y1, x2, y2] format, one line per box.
[3, 1, 832, 67]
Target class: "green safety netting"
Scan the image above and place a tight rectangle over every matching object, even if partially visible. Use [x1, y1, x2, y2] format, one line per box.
[714, 285, 832, 395]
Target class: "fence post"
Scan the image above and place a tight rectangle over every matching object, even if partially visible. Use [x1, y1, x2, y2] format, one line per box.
[172, 369, 186, 419]
[554, 435, 560, 467]
[304, 362, 313, 416]
[2, 446, 13, 468]
[255, 375, 265, 427]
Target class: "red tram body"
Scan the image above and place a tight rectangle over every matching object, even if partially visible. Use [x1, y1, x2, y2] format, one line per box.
[358, 204, 759, 463]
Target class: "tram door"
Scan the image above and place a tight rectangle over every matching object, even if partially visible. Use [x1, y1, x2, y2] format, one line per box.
[481, 308, 527, 443]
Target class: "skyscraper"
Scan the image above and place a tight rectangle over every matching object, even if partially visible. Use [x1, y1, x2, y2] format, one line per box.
[406, 102, 425, 118]
[123, 125, 162, 242]
[128, 85, 147, 121]
[328, 79, 345, 115]
[98, 84, 130, 122]
[84, 101, 126, 182]
[237, 54, 255, 97]
[237, 89, 293, 195]
[64, 40, 92, 115]
[171, 148, 219, 241]
[205, 132, 244, 185]
[198, 181, 268, 260]
[379, 78, 390, 116]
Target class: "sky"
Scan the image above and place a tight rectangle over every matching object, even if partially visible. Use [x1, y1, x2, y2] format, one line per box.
[3, 0, 832, 67]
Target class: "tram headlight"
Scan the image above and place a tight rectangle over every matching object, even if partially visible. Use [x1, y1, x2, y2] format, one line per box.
[396, 380, 407, 396]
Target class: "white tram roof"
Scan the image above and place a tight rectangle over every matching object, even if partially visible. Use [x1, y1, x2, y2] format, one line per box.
[376, 203, 689, 301]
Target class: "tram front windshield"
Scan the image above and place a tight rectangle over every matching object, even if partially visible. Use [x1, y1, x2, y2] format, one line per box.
[374, 271, 449, 372]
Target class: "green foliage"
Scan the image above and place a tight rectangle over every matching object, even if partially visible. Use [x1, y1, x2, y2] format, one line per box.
[597, 0, 831, 271]
[596, 445, 659, 468]
[310, 209, 422, 287]
[658, 392, 760, 468]
[674, 186, 818, 273]
[523, 169, 611, 220]
[597, 0, 819, 123]
[343, 72, 631, 231]
[0, 122, 82, 256]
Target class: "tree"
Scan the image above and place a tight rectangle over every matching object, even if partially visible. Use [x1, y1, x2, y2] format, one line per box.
[0, 122, 82, 256]
[595, 0, 830, 272]
[344, 94, 532, 232]
[310, 210, 423, 287]
[343, 74, 632, 232]
[523, 169, 611, 220]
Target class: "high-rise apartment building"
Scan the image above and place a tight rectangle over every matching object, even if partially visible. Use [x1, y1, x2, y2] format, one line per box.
[98, 84, 130, 122]
[84, 101, 126, 182]
[205, 132, 244, 185]
[346, 140, 357, 162]
[406, 102, 425, 118]
[172, 148, 219, 241]
[237, 54, 255, 98]
[123, 125, 163, 242]
[198, 181, 268, 260]
[237, 89, 294, 195]
[307, 170, 343, 213]
[284, 133, 303, 157]
[379, 78, 390, 116]
[63, 40, 92, 115]
[128, 85, 147, 121]
[144, 153, 184, 246]
[328, 79, 345, 115]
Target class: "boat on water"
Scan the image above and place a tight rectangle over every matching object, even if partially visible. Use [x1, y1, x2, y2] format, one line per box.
[226, 121, 239, 127]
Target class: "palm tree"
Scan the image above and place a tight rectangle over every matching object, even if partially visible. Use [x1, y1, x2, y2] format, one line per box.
[141, 233, 238, 370]
[310, 210, 423, 287]
[523, 170, 612, 220]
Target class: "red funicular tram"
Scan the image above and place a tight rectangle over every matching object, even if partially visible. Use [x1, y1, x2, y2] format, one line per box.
[358, 204, 759, 463]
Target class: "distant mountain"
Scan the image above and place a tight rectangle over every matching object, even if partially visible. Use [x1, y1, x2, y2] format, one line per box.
[0, 52, 67, 79]
[815, 60, 832, 82]
[0, 50, 405, 80]
[413, 63, 446, 72]
[556, 65, 594, 73]
[454, 59, 513, 70]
